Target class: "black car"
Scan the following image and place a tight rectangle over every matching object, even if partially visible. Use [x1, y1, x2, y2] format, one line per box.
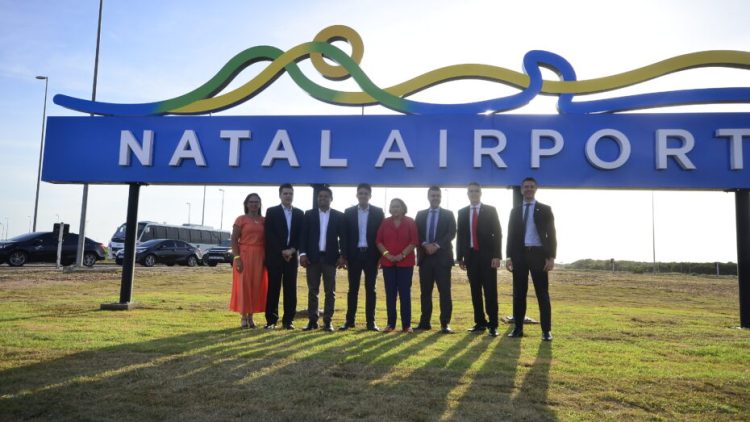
[0, 232, 106, 267]
[204, 239, 233, 267]
[115, 239, 201, 267]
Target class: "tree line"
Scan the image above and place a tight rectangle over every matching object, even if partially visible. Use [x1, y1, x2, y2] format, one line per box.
[566, 259, 738, 276]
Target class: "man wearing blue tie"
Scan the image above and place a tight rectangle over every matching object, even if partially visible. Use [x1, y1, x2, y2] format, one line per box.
[506, 177, 557, 341]
[415, 186, 457, 334]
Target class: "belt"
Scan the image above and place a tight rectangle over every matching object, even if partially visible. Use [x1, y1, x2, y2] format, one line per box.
[524, 246, 543, 251]
[358, 247, 368, 252]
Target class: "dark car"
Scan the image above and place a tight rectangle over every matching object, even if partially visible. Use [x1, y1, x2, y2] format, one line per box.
[0, 232, 106, 267]
[204, 239, 233, 267]
[115, 239, 201, 267]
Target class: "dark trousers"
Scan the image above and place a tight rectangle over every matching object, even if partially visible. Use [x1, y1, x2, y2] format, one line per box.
[265, 259, 298, 326]
[465, 250, 499, 328]
[306, 260, 337, 325]
[345, 253, 378, 326]
[382, 266, 413, 329]
[512, 247, 552, 333]
[418, 256, 452, 327]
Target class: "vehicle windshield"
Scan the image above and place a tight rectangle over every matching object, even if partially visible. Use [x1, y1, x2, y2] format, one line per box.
[112, 222, 147, 242]
[7, 232, 44, 242]
[138, 239, 164, 248]
[219, 239, 231, 247]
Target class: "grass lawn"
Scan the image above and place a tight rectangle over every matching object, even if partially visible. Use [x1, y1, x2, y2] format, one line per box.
[0, 265, 748, 421]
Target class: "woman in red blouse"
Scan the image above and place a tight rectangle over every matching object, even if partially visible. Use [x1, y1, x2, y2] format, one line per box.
[376, 198, 418, 333]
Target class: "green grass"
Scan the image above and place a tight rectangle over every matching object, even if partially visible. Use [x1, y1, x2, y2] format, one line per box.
[0, 265, 748, 421]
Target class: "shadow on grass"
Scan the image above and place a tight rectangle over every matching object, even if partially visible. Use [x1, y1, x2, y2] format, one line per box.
[0, 324, 552, 420]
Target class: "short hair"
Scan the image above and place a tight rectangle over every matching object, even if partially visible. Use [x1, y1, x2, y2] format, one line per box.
[390, 198, 408, 214]
[243, 193, 263, 216]
[356, 183, 372, 193]
[278, 183, 294, 195]
[468, 181, 481, 188]
[318, 186, 333, 197]
[428, 185, 441, 193]
[521, 177, 537, 185]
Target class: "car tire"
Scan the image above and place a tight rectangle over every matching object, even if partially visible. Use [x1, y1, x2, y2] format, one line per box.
[83, 252, 97, 267]
[166, 263, 175, 267]
[8, 251, 27, 267]
[186, 255, 198, 267]
[207, 262, 217, 267]
[115, 258, 123, 266]
[143, 254, 157, 267]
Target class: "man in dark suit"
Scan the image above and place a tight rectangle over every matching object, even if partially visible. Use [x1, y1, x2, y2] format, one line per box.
[456, 182, 503, 337]
[506, 177, 557, 341]
[264, 183, 304, 330]
[415, 186, 457, 334]
[340, 183, 385, 331]
[299, 186, 347, 332]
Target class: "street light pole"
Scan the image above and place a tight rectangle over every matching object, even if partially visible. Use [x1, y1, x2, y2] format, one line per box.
[186, 202, 191, 224]
[201, 185, 206, 226]
[75, 0, 104, 267]
[32, 76, 48, 232]
[218, 188, 225, 230]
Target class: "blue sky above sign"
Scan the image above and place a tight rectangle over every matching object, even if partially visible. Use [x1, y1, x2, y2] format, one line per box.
[42, 114, 749, 189]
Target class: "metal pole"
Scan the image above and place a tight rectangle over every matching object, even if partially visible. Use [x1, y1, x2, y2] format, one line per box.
[76, 0, 104, 266]
[219, 188, 225, 230]
[119, 184, 140, 304]
[651, 191, 657, 273]
[311, 184, 325, 210]
[32, 76, 48, 232]
[186, 202, 191, 224]
[512, 186, 522, 208]
[201, 185, 206, 226]
[735, 189, 750, 328]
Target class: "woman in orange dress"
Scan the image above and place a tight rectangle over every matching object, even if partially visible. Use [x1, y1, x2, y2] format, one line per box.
[230, 193, 268, 328]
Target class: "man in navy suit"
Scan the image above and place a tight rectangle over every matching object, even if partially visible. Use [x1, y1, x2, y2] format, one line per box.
[415, 186, 457, 334]
[299, 186, 347, 332]
[506, 177, 557, 341]
[457, 182, 503, 337]
[264, 183, 304, 330]
[340, 183, 385, 331]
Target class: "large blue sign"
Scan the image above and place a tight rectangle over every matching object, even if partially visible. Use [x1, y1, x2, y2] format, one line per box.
[43, 114, 749, 189]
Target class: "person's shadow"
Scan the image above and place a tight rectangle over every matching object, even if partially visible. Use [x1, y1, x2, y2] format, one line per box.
[512, 341, 555, 420]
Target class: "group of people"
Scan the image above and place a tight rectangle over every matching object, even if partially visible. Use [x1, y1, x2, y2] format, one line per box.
[229, 177, 557, 341]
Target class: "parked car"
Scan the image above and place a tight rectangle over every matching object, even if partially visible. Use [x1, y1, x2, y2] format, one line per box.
[0, 232, 106, 267]
[114, 239, 201, 267]
[204, 239, 233, 267]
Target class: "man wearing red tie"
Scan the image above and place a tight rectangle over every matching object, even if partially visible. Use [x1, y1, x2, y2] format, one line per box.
[506, 177, 557, 341]
[457, 182, 503, 337]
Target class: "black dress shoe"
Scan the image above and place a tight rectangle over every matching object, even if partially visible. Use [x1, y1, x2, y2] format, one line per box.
[467, 325, 487, 333]
[507, 329, 524, 338]
[488, 328, 499, 337]
[322, 323, 335, 332]
[415, 324, 432, 331]
[264, 324, 276, 330]
[282, 323, 295, 330]
[542, 331, 553, 341]
[440, 326, 455, 334]
[338, 323, 355, 331]
[302, 322, 319, 331]
[366, 325, 380, 332]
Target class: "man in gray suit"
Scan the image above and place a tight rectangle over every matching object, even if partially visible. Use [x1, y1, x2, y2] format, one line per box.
[415, 186, 457, 334]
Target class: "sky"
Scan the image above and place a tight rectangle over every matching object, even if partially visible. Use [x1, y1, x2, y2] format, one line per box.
[1, 0, 748, 264]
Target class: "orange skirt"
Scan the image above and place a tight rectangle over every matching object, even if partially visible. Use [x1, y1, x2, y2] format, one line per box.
[229, 244, 268, 314]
